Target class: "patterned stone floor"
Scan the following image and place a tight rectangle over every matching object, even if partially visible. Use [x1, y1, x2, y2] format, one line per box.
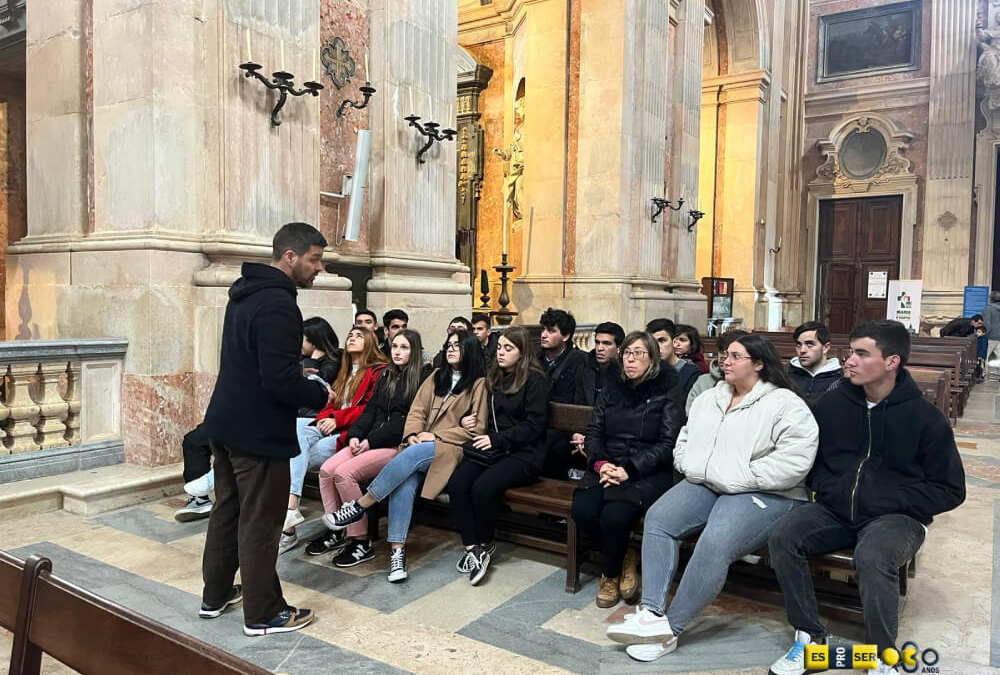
[2, 384, 1000, 674]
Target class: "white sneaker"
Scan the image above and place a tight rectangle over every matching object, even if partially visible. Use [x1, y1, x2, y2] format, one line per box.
[606, 607, 673, 643]
[768, 630, 814, 675]
[387, 547, 408, 583]
[183, 470, 214, 497]
[867, 660, 898, 675]
[174, 496, 212, 522]
[277, 532, 298, 555]
[283, 508, 305, 531]
[624, 634, 678, 662]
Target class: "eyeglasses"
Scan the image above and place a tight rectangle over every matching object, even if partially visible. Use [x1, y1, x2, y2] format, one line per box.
[719, 352, 751, 362]
[621, 349, 649, 360]
[445, 343, 462, 352]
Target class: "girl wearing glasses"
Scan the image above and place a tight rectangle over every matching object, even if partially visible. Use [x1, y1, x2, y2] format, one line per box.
[606, 333, 818, 662]
[570, 331, 686, 609]
[323, 331, 487, 583]
[446, 326, 549, 586]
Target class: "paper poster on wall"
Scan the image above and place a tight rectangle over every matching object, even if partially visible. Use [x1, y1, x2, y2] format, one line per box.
[962, 285, 989, 317]
[886, 280, 923, 333]
[867, 270, 888, 299]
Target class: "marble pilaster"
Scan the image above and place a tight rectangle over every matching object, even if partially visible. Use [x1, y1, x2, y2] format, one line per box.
[366, 0, 470, 346]
[921, 0, 977, 318]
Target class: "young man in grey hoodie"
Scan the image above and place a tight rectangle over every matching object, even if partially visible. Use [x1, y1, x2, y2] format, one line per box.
[787, 322, 842, 403]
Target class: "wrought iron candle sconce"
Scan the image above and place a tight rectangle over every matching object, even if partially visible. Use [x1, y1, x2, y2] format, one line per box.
[239, 62, 323, 127]
[687, 209, 705, 233]
[404, 115, 457, 164]
[651, 196, 684, 223]
[337, 82, 376, 118]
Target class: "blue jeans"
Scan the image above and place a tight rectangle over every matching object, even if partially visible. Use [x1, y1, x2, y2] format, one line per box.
[290, 422, 339, 497]
[367, 441, 436, 544]
[640, 479, 799, 632]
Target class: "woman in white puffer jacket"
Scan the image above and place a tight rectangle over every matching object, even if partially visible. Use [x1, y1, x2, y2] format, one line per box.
[606, 333, 819, 662]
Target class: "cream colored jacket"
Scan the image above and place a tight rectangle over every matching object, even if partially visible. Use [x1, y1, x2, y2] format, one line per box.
[673, 379, 818, 500]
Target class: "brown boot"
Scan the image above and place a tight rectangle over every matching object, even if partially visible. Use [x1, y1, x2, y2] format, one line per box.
[620, 548, 640, 603]
[596, 574, 621, 608]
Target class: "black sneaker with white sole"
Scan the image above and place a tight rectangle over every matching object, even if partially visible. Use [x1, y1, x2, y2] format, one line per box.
[469, 545, 491, 586]
[199, 584, 242, 618]
[322, 500, 366, 531]
[457, 542, 496, 573]
[387, 547, 408, 582]
[333, 539, 375, 567]
[243, 606, 314, 636]
[305, 528, 347, 556]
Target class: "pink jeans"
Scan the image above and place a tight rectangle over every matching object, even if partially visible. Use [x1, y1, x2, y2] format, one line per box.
[318, 447, 398, 538]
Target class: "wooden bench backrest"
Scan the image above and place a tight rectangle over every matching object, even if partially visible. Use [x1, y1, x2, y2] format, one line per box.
[0, 552, 19, 631]
[2, 552, 271, 675]
[549, 402, 593, 433]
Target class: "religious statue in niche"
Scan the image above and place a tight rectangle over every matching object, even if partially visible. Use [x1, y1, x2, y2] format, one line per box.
[977, 10, 1000, 88]
[494, 82, 525, 222]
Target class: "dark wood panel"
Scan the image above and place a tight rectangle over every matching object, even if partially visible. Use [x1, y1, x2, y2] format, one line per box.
[829, 200, 859, 259]
[860, 197, 902, 259]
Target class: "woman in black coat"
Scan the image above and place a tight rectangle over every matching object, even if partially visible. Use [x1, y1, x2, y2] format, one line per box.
[447, 326, 549, 586]
[571, 330, 686, 609]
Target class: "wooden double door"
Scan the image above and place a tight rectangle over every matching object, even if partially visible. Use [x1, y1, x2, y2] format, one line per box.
[818, 196, 902, 335]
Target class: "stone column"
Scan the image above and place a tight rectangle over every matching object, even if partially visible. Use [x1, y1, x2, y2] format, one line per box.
[921, 0, 977, 319]
[365, 0, 470, 346]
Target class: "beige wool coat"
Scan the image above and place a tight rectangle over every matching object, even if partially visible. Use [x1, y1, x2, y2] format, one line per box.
[401, 372, 487, 499]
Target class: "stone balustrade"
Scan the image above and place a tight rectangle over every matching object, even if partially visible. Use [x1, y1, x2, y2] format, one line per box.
[0, 340, 128, 483]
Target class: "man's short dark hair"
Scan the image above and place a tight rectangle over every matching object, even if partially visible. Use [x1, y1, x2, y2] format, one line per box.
[594, 321, 625, 346]
[849, 319, 911, 367]
[471, 312, 491, 326]
[383, 309, 408, 325]
[355, 308, 377, 324]
[539, 307, 576, 338]
[449, 316, 473, 331]
[272, 222, 327, 261]
[793, 321, 831, 345]
[972, 314, 984, 322]
[645, 318, 676, 338]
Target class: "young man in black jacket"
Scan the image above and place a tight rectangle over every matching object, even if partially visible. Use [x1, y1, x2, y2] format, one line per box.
[537, 307, 588, 479]
[767, 320, 965, 675]
[787, 321, 841, 403]
[200, 222, 332, 637]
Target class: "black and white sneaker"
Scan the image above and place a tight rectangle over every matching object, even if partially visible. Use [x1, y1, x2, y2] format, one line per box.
[469, 545, 491, 586]
[174, 496, 212, 522]
[457, 542, 496, 573]
[305, 529, 347, 556]
[387, 547, 408, 583]
[322, 500, 366, 531]
[243, 606, 314, 636]
[199, 585, 242, 619]
[333, 539, 375, 568]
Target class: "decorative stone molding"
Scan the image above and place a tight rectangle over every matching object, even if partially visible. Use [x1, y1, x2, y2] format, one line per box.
[456, 62, 494, 276]
[814, 114, 915, 192]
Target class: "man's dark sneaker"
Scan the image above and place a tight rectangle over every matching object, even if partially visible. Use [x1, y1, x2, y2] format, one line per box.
[174, 495, 212, 522]
[322, 500, 366, 531]
[333, 539, 375, 568]
[305, 529, 347, 556]
[469, 545, 491, 586]
[243, 606, 314, 636]
[199, 585, 242, 619]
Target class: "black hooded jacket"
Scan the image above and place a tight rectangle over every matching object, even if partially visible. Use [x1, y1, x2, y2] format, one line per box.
[343, 364, 432, 450]
[573, 351, 619, 406]
[808, 369, 966, 526]
[540, 345, 587, 404]
[485, 369, 550, 469]
[583, 366, 686, 488]
[203, 263, 328, 459]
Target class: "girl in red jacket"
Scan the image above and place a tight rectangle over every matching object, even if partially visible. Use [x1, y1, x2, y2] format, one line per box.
[280, 327, 388, 554]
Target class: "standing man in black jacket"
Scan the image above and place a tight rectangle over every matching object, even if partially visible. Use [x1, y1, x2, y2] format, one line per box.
[200, 222, 332, 636]
[766, 320, 965, 675]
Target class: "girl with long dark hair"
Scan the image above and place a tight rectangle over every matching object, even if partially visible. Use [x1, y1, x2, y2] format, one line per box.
[672, 324, 709, 374]
[606, 333, 818, 662]
[446, 326, 549, 585]
[323, 331, 487, 583]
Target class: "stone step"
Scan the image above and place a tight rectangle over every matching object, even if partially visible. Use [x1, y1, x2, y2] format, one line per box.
[0, 462, 183, 519]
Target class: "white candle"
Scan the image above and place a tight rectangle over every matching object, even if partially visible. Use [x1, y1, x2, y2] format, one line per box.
[502, 199, 508, 256]
[364, 48, 370, 82]
[448, 103, 453, 123]
[312, 48, 317, 81]
[409, 87, 414, 113]
[245, 27, 252, 63]
[280, 39, 285, 70]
